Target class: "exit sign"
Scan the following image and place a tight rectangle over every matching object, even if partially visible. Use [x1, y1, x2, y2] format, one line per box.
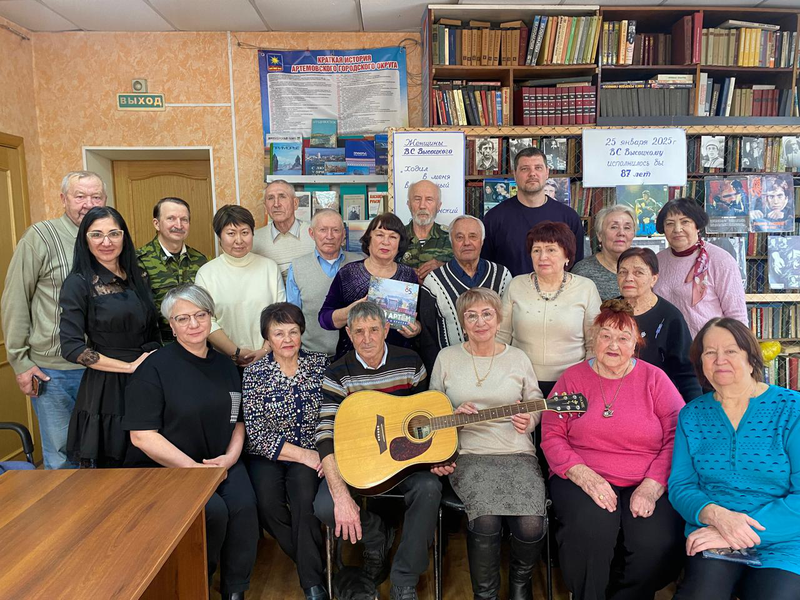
[117, 93, 165, 111]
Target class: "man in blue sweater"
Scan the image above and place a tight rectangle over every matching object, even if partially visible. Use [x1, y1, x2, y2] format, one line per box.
[481, 147, 584, 276]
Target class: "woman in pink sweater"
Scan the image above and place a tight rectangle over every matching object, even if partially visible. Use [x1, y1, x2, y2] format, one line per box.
[542, 299, 685, 600]
[652, 198, 748, 338]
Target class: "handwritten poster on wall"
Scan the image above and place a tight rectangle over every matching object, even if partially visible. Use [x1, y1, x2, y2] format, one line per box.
[582, 128, 687, 187]
[258, 47, 409, 138]
[392, 131, 465, 226]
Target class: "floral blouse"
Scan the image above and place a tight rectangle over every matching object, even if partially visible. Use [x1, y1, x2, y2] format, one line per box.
[242, 350, 328, 460]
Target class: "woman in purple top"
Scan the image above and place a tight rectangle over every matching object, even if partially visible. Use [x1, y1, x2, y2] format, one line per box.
[318, 213, 420, 360]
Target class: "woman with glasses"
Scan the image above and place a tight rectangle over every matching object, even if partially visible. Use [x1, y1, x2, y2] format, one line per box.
[123, 283, 258, 600]
[59, 206, 161, 468]
[430, 288, 547, 600]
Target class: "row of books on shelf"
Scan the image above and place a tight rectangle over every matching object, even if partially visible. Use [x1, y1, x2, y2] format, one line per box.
[688, 136, 800, 173]
[700, 27, 797, 68]
[749, 303, 800, 341]
[265, 133, 388, 178]
[696, 76, 796, 117]
[431, 14, 602, 66]
[763, 352, 799, 391]
[514, 83, 597, 126]
[431, 81, 510, 127]
[598, 80, 693, 118]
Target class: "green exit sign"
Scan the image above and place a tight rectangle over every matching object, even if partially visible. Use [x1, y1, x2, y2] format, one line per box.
[117, 93, 165, 111]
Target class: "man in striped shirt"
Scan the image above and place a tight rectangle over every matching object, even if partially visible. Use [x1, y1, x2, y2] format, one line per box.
[1, 171, 107, 469]
[314, 302, 439, 600]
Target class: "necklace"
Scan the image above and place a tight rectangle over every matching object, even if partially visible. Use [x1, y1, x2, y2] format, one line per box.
[467, 342, 496, 387]
[595, 360, 632, 418]
[532, 271, 568, 302]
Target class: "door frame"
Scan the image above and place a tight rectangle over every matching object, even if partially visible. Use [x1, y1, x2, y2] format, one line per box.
[82, 146, 218, 255]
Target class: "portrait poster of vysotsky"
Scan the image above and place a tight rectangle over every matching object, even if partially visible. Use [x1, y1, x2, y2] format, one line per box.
[705, 177, 749, 234]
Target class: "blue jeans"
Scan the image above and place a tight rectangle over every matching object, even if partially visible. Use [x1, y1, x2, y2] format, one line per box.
[31, 368, 83, 469]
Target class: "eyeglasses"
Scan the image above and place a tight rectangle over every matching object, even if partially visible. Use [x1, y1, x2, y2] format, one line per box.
[464, 310, 496, 325]
[171, 310, 211, 326]
[87, 230, 124, 242]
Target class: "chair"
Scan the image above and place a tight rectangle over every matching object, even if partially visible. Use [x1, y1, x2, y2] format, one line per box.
[0, 422, 36, 473]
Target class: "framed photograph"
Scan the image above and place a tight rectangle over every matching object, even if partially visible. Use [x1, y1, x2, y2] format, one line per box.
[509, 137, 535, 170]
[705, 177, 748, 233]
[615, 185, 669, 236]
[749, 173, 795, 233]
[741, 137, 765, 171]
[542, 138, 568, 171]
[475, 138, 500, 172]
[768, 236, 800, 289]
[780, 136, 800, 170]
[342, 194, 365, 221]
[701, 135, 725, 169]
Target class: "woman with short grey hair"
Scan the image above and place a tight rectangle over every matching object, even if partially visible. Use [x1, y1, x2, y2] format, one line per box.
[572, 205, 637, 300]
[123, 282, 258, 600]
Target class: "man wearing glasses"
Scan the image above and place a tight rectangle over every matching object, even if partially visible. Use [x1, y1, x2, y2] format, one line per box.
[1, 171, 107, 469]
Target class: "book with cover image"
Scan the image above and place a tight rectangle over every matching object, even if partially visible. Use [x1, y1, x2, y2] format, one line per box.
[295, 191, 312, 223]
[312, 190, 339, 215]
[475, 138, 501, 172]
[368, 192, 387, 218]
[343, 194, 365, 221]
[310, 118, 338, 148]
[375, 134, 389, 175]
[345, 139, 376, 175]
[304, 147, 347, 175]
[705, 177, 748, 233]
[780, 136, 800, 170]
[543, 178, 571, 205]
[615, 185, 669, 236]
[702, 548, 762, 566]
[509, 137, 535, 170]
[701, 135, 725, 169]
[271, 141, 303, 175]
[740, 137, 765, 171]
[367, 276, 420, 330]
[482, 178, 515, 217]
[709, 236, 747, 288]
[768, 236, 800, 289]
[749, 173, 795, 233]
[345, 220, 370, 254]
[542, 138, 567, 171]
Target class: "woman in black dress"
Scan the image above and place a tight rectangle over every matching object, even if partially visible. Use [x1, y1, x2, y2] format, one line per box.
[60, 206, 160, 467]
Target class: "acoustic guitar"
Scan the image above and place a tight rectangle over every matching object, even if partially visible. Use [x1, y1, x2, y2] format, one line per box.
[333, 390, 587, 493]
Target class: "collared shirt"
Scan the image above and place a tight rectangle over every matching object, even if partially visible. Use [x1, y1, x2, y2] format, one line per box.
[355, 343, 388, 370]
[158, 241, 187, 259]
[286, 248, 347, 308]
[137, 236, 208, 342]
[401, 221, 454, 269]
[270, 218, 302, 242]
[448, 258, 488, 288]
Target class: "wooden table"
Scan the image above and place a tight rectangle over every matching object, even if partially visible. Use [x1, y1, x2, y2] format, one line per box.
[0, 467, 225, 599]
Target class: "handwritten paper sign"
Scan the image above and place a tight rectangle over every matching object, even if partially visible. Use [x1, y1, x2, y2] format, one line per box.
[582, 128, 687, 187]
[392, 131, 465, 226]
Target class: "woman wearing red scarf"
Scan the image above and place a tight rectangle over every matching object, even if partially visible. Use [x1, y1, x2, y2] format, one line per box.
[652, 199, 747, 338]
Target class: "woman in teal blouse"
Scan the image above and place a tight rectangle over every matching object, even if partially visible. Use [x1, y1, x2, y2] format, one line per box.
[669, 317, 800, 600]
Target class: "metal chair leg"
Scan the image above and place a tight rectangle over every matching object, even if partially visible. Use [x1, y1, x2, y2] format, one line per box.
[545, 516, 553, 600]
[326, 525, 334, 599]
[434, 505, 443, 600]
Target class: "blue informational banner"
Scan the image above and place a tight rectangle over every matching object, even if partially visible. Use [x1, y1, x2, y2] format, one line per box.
[258, 47, 409, 140]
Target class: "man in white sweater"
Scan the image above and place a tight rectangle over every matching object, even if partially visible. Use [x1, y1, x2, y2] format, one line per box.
[252, 179, 315, 280]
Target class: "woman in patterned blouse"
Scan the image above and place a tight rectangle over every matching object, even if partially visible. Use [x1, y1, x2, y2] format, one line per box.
[242, 302, 329, 600]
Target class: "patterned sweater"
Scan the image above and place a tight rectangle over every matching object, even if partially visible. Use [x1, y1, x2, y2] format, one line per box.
[669, 386, 800, 575]
[315, 345, 427, 460]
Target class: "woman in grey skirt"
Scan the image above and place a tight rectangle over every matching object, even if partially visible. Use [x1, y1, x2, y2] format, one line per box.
[430, 287, 546, 600]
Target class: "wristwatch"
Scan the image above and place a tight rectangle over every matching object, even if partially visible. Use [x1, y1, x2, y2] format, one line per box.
[232, 347, 241, 361]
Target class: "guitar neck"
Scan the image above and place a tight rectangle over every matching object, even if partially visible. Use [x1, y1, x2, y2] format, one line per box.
[430, 399, 547, 431]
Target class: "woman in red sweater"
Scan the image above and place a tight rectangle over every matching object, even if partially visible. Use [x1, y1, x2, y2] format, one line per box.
[541, 299, 685, 600]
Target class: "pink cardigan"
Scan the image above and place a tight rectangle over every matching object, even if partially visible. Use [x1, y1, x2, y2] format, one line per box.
[541, 360, 684, 488]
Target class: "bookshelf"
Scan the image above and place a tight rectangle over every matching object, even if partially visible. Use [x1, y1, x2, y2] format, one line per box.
[265, 175, 386, 185]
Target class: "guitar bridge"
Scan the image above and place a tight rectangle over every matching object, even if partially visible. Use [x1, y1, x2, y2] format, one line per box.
[374, 415, 387, 454]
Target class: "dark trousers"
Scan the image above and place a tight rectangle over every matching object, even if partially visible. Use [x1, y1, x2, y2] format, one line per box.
[674, 554, 800, 600]
[246, 455, 324, 589]
[550, 476, 684, 600]
[314, 471, 442, 587]
[205, 460, 259, 595]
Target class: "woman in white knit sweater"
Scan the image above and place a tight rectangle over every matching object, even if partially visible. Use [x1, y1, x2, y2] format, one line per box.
[196, 205, 285, 368]
[497, 221, 601, 397]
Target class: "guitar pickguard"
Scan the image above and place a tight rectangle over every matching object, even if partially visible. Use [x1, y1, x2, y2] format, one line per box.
[389, 436, 432, 461]
[374, 415, 387, 454]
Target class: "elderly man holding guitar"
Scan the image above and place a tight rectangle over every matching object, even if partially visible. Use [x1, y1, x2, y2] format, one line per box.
[313, 301, 438, 600]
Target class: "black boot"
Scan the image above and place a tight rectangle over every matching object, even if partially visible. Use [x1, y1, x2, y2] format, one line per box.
[466, 527, 501, 600]
[508, 534, 546, 600]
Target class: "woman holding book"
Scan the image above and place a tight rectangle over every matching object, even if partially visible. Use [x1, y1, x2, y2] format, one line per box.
[541, 299, 686, 600]
[429, 288, 547, 600]
[616, 247, 702, 403]
[318, 212, 420, 360]
[652, 198, 747, 338]
[572, 204, 637, 300]
[670, 318, 800, 600]
[497, 221, 601, 397]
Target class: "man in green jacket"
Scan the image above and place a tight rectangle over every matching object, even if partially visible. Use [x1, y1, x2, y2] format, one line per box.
[137, 197, 207, 342]
[400, 180, 453, 282]
[1, 171, 107, 469]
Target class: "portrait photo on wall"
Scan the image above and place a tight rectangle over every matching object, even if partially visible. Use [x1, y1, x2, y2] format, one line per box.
[542, 138, 567, 171]
[701, 135, 725, 169]
[768, 236, 800, 289]
[475, 137, 500, 172]
[615, 185, 669, 236]
[543, 178, 571, 205]
[741, 137, 765, 171]
[780, 136, 800, 170]
[749, 173, 795, 233]
[708, 236, 747, 289]
[705, 176, 749, 233]
[509, 137, 535, 169]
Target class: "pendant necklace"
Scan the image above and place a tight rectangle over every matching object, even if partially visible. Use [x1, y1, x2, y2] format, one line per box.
[596, 360, 632, 418]
[532, 271, 568, 302]
[468, 342, 496, 387]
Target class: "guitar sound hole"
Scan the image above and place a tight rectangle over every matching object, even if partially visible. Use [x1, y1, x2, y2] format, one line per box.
[407, 415, 432, 440]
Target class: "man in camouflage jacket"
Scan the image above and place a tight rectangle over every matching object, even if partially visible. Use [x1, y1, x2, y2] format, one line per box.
[400, 180, 453, 282]
[137, 197, 207, 342]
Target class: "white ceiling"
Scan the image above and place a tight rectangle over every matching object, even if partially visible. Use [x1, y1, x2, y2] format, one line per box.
[0, 0, 789, 33]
